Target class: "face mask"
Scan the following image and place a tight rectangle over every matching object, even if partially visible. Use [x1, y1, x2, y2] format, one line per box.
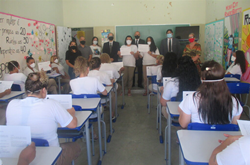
[135, 35, 140, 39]
[80, 41, 85, 45]
[30, 63, 36, 68]
[71, 46, 77, 50]
[231, 56, 236, 62]
[54, 59, 58, 63]
[126, 40, 132, 45]
[189, 38, 195, 43]
[147, 42, 151, 45]
[167, 33, 172, 38]
[93, 41, 98, 45]
[108, 36, 113, 41]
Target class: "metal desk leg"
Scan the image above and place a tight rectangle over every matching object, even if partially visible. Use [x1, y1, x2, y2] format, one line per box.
[147, 77, 149, 113]
[85, 120, 92, 165]
[179, 146, 184, 165]
[168, 113, 171, 165]
[159, 104, 163, 143]
[107, 93, 112, 143]
[121, 76, 125, 109]
[97, 105, 103, 163]
[58, 77, 61, 94]
[115, 84, 118, 118]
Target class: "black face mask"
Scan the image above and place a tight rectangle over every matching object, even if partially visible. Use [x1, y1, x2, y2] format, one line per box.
[135, 35, 140, 39]
[108, 36, 113, 41]
[71, 46, 77, 50]
[80, 41, 85, 45]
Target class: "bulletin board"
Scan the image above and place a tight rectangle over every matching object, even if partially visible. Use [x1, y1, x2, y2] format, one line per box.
[0, 12, 56, 79]
[204, 19, 224, 64]
[56, 26, 71, 73]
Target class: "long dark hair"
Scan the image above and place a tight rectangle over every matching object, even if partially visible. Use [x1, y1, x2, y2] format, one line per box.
[146, 36, 157, 52]
[197, 60, 238, 124]
[161, 52, 177, 78]
[68, 41, 77, 51]
[124, 35, 132, 45]
[176, 56, 201, 100]
[235, 50, 246, 74]
[92, 36, 99, 46]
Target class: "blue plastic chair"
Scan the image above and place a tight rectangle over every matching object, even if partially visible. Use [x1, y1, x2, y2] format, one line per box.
[187, 123, 239, 131]
[11, 84, 21, 91]
[31, 138, 49, 146]
[225, 74, 241, 80]
[227, 82, 250, 118]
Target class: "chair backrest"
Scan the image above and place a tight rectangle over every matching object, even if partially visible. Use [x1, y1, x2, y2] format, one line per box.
[72, 105, 82, 111]
[71, 94, 100, 99]
[146, 66, 158, 76]
[224, 74, 241, 80]
[170, 97, 176, 101]
[112, 62, 123, 70]
[182, 91, 195, 100]
[11, 84, 21, 91]
[31, 138, 49, 146]
[163, 77, 172, 88]
[187, 123, 239, 131]
[227, 83, 250, 94]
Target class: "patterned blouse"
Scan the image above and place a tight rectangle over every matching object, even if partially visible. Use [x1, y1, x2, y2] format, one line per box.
[183, 43, 202, 57]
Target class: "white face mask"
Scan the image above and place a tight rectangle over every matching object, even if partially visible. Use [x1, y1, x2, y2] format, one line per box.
[93, 41, 98, 45]
[54, 59, 58, 63]
[231, 56, 236, 62]
[147, 42, 151, 45]
[30, 63, 36, 68]
[126, 40, 132, 45]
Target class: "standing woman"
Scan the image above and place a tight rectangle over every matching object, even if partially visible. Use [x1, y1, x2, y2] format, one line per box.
[119, 35, 138, 96]
[226, 50, 246, 77]
[65, 41, 82, 79]
[183, 33, 202, 75]
[90, 37, 102, 58]
[142, 36, 160, 96]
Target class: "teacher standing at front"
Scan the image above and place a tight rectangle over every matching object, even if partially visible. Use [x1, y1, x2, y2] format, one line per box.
[102, 33, 121, 62]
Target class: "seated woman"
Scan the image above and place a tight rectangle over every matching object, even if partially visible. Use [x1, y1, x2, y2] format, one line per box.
[50, 55, 70, 94]
[6, 71, 81, 165]
[178, 60, 243, 128]
[23, 57, 58, 94]
[4, 61, 27, 91]
[226, 50, 246, 77]
[160, 56, 201, 119]
[0, 89, 11, 125]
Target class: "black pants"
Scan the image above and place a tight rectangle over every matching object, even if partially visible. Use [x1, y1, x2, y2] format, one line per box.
[133, 58, 143, 87]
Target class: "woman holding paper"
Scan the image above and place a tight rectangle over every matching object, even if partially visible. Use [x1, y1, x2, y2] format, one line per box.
[141, 36, 160, 96]
[119, 35, 138, 96]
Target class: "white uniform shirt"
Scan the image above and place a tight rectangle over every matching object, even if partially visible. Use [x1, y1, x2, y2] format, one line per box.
[99, 63, 120, 79]
[121, 45, 137, 67]
[142, 48, 159, 65]
[216, 136, 250, 165]
[179, 93, 243, 123]
[226, 63, 242, 76]
[162, 78, 179, 101]
[51, 63, 65, 76]
[6, 97, 73, 146]
[3, 73, 27, 91]
[70, 76, 105, 94]
[23, 67, 38, 76]
[88, 70, 112, 85]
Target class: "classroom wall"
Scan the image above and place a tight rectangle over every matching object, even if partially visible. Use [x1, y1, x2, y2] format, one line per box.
[0, 0, 64, 26]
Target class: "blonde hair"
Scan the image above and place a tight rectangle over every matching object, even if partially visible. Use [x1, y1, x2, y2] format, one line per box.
[100, 53, 111, 63]
[189, 33, 195, 38]
[50, 55, 57, 63]
[156, 55, 164, 65]
[74, 56, 89, 76]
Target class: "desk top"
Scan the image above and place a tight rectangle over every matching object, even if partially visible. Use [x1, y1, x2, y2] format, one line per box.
[224, 77, 240, 82]
[0, 91, 25, 102]
[72, 98, 100, 110]
[177, 130, 241, 164]
[105, 86, 112, 93]
[166, 101, 180, 115]
[0, 146, 62, 165]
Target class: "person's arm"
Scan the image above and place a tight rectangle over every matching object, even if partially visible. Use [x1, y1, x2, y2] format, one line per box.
[52, 67, 60, 74]
[178, 107, 191, 128]
[160, 95, 169, 106]
[66, 107, 77, 128]
[101, 89, 107, 95]
[18, 142, 36, 165]
[88, 55, 92, 62]
[0, 89, 11, 98]
[66, 60, 74, 68]
[159, 40, 164, 55]
[176, 39, 181, 58]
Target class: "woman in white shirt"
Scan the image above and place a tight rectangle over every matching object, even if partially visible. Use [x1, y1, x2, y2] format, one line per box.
[141, 36, 160, 96]
[178, 60, 242, 128]
[90, 36, 102, 58]
[23, 57, 58, 94]
[50, 55, 70, 93]
[6, 71, 81, 165]
[119, 35, 138, 96]
[226, 50, 246, 77]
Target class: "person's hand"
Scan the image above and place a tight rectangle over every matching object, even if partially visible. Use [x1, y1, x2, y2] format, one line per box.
[148, 51, 152, 55]
[117, 51, 121, 55]
[4, 89, 11, 95]
[160, 86, 164, 93]
[111, 79, 115, 83]
[130, 51, 134, 55]
[110, 58, 114, 62]
[67, 107, 76, 116]
[120, 67, 125, 72]
[18, 142, 36, 165]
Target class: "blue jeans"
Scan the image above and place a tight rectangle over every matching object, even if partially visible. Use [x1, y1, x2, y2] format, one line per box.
[68, 67, 75, 79]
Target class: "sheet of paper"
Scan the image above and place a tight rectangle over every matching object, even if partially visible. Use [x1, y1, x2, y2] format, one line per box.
[120, 47, 132, 56]
[138, 44, 149, 52]
[146, 66, 158, 76]
[38, 61, 51, 71]
[112, 62, 123, 70]
[0, 81, 13, 93]
[46, 94, 72, 109]
[0, 125, 31, 158]
[237, 120, 250, 135]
